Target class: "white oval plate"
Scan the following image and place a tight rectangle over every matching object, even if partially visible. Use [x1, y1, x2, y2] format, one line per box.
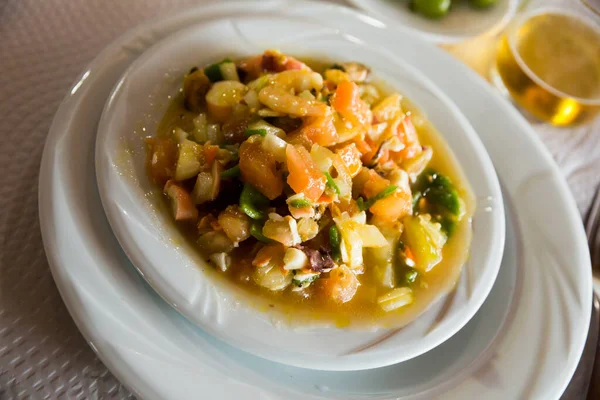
[39, 1, 591, 399]
[347, 0, 519, 44]
[95, 15, 504, 370]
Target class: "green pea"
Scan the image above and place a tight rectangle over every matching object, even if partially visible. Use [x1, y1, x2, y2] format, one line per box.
[411, 0, 451, 18]
[469, 0, 496, 8]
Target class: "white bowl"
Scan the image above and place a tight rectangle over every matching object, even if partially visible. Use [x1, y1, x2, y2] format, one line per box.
[347, 0, 519, 44]
[95, 15, 504, 371]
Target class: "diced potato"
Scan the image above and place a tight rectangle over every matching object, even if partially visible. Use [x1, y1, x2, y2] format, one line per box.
[377, 287, 414, 312]
[253, 264, 292, 291]
[372, 94, 403, 123]
[333, 217, 363, 269]
[403, 215, 447, 272]
[197, 230, 234, 254]
[367, 222, 401, 289]
[262, 214, 301, 247]
[192, 172, 214, 204]
[175, 139, 203, 181]
[243, 90, 260, 109]
[218, 205, 251, 244]
[252, 245, 292, 291]
[321, 265, 360, 304]
[191, 161, 221, 205]
[354, 224, 387, 248]
[209, 252, 231, 272]
[283, 247, 308, 270]
[164, 180, 198, 222]
[192, 113, 208, 143]
[206, 81, 247, 122]
[331, 154, 352, 199]
[297, 218, 319, 241]
[173, 127, 189, 143]
[262, 133, 287, 163]
[219, 62, 240, 81]
[310, 144, 334, 172]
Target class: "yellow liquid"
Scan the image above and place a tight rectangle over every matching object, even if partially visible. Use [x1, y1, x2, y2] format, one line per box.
[496, 12, 600, 126]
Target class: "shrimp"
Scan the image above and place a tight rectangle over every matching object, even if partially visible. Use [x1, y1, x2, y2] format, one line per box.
[258, 70, 328, 117]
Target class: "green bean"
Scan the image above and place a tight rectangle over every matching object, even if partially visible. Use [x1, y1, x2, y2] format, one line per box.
[324, 171, 340, 195]
[239, 183, 269, 220]
[244, 128, 268, 137]
[329, 225, 342, 263]
[250, 221, 273, 243]
[204, 58, 232, 82]
[289, 198, 312, 208]
[220, 165, 240, 179]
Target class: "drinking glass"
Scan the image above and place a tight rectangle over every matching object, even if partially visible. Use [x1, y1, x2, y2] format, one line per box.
[491, 4, 600, 126]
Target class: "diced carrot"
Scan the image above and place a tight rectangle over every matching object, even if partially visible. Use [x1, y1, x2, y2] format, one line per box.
[285, 144, 326, 202]
[369, 190, 412, 222]
[239, 141, 283, 200]
[298, 113, 339, 146]
[203, 142, 219, 168]
[391, 116, 421, 162]
[362, 170, 391, 198]
[331, 81, 371, 127]
[334, 143, 362, 177]
[146, 137, 178, 185]
[164, 180, 198, 222]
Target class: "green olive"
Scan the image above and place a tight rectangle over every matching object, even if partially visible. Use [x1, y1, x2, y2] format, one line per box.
[469, 0, 497, 8]
[411, 0, 452, 19]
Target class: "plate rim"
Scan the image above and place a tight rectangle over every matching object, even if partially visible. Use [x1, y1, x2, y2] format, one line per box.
[38, 1, 592, 399]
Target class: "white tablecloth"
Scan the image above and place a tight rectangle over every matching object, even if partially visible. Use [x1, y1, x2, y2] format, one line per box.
[0, 0, 597, 398]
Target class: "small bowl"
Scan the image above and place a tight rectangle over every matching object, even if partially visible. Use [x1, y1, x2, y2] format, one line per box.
[95, 15, 505, 370]
[347, 0, 519, 44]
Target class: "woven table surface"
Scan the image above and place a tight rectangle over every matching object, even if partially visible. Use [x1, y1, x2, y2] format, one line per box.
[0, 0, 598, 399]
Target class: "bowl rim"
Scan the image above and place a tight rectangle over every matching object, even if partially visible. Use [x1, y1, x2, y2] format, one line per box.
[94, 14, 505, 371]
